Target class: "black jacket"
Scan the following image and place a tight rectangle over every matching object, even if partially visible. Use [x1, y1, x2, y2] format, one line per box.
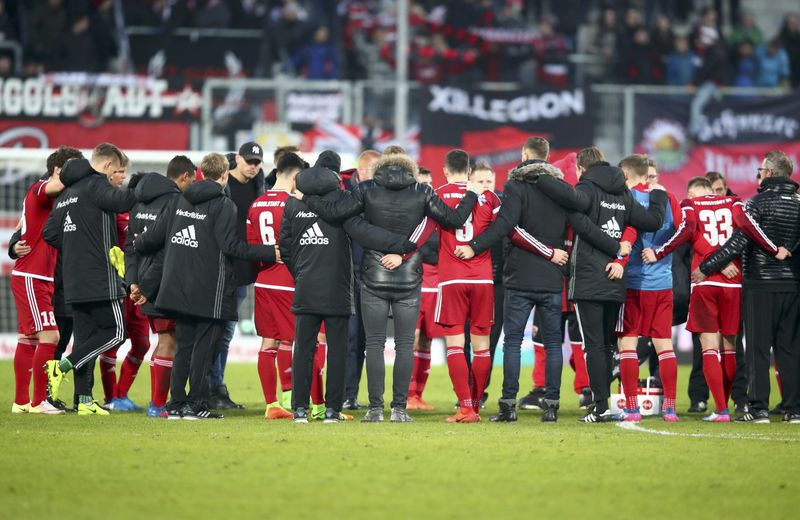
[227, 174, 263, 286]
[304, 154, 477, 292]
[537, 162, 666, 302]
[43, 159, 136, 304]
[123, 173, 182, 318]
[472, 161, 607, 293]
[280, 166, 417, 315]
[136, 179, 275, 321]
[701, 176, 800, 291]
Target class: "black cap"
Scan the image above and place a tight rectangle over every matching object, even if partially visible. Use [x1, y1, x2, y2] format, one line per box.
[238, 142, 264, 162]
[314, 150, 341, 174]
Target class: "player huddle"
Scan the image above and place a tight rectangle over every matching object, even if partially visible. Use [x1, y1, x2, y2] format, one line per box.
[8, 138, 800, 425]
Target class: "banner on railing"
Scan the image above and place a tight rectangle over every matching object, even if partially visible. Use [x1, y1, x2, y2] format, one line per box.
[635, 93, 800, 198]
[419, 85, 593, 186]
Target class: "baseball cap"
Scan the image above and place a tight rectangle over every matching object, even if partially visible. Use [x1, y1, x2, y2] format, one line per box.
[238, 142, 264, 162]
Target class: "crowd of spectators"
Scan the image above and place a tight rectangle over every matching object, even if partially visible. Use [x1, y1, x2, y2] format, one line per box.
[0, 1, 798, 90]
[588, 5, 800, 88]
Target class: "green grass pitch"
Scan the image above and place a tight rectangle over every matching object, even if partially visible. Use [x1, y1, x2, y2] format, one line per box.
[1, 360, 797, 520]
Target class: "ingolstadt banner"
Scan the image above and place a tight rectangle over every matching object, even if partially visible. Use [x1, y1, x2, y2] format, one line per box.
[419, 85, 593, 187]
[0, 74, 202, 150]
[635, 93, 800, 199]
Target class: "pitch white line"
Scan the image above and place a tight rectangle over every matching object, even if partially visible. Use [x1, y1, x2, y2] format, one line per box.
[616, 421, 800, 442]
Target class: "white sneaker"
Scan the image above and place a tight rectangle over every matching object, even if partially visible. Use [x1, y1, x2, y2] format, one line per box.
[30, 400, 66, 415]
[11, 402, 30, 414]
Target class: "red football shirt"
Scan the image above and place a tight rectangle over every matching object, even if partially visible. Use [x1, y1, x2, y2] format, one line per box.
[247, 189, 294, 289]
[13, 180, 57, 281]
[116, 212, 130, 248]
[434, 182, 500, 283]
[655, 194, 778, 287]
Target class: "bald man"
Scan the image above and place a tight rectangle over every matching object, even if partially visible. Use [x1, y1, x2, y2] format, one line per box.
[342, 149, 381, 409]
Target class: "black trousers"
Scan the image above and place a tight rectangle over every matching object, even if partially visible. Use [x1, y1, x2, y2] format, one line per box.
[344, 278, 366, 401]
[731, 332, 748, 405]
[743, 288, 800, 413]
[574, 300, 621, 408]
[172, 316, 226, 405]
[54, 315, 74, 360]
[69, 300, 126, 396]
[293, 314, 349, 413]
[485, 281, 504, 389]
[688, 332, 709, 404]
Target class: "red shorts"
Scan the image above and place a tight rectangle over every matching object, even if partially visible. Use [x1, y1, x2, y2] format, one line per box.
[687, 284, 741, 336]
[148, 317, 176, 333]
[11, 275, 56, 335]
[417, 289, 443, 339]
[620, 289, 673, 339]
[124, 298, 150, 339]
[254, 285, 295, 341]
[435, 281, 494, 335]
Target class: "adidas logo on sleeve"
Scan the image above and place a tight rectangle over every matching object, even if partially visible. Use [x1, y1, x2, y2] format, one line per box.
[63, 212, 77, 232]
[601, 216, 622, 238]
[171, 225, 199, 248]
[299, 222, 329, 245]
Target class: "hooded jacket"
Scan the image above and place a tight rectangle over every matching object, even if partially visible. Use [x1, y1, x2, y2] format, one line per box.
[537, 162, 666, 301]
[136, 179, 275, 321]
[701, 176, 800, 290]
[43, 158, 136, 304]
[470, 160, 620, 293]
[280, 165, 418, 315]
[123, 173, 182, 317]
[303, 154, 477, 292]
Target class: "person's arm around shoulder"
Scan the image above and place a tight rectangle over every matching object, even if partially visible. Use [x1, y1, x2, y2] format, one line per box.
[303, 190, 364, 223]
[628, 185, 666, 231]
[424, 184, 478, 228]
[215, 198, 276, 263]
[91, 176, 137, 213]
[536, 175, 592, 213]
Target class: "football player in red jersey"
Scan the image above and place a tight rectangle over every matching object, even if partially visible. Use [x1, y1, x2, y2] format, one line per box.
[10, 147, 83, 414]
[643, 176, 789, 422]
[407, 167, 441, 411]
[247, 152, 306, 419]
[435, 150, 501, 423]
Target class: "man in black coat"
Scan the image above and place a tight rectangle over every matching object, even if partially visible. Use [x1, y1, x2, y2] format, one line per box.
[301, 151, 479, 422]
[135, 153, 277, 420]
[42, 144, 137, 415]
[124, 156, 196, 417]
[535, 146, 667, 422]
[279, 152, 420, 423]
[211, 141, 266, 410]
[698, 150, 799, 423]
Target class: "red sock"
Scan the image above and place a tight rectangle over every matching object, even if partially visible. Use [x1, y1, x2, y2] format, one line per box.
[311, 342, 326, 405]
[99, 347, 119, 403]
[258, 349, 278, 404]
[619, 351, 639, 411]
[702, 349, 727, 412]
[277, 341, 293, 392]
[533, 343, 546, 388]
[658, 350, 678, 411]
[413, 350, 431, 398]
[116, 338, 149, 398]
[446, 346, 472, 409]
[571, 342, 589, 394]
[774, 357, 783, 399]
[31, 342, 57, 406]
[470, 350, 491, 411]
[13, 338, 36, 405]
[408, 355, 419, 399]
[150, 355, 173, 408]
[721, 350, 737, 403]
